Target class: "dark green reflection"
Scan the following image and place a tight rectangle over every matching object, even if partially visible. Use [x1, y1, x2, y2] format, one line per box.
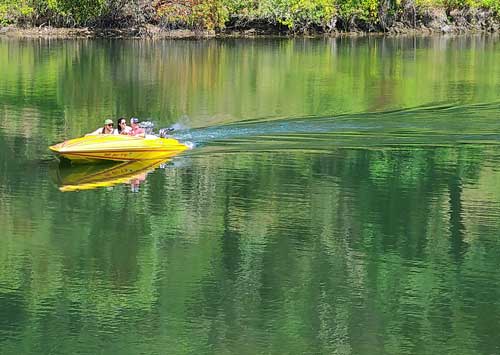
[2, 147, 500, 354]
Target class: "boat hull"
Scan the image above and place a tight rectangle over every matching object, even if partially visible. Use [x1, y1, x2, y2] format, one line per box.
[49, 135, 189, 163]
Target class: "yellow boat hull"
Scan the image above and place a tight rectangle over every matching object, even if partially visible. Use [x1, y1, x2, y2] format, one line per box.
[49, 135, 189, 163]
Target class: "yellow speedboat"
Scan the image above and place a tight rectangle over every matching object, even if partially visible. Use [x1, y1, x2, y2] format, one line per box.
[51, 159, 167, 192]
[49, 135, 189, 163]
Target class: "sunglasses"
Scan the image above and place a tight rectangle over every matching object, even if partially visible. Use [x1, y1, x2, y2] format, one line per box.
[106, 123, 114, 127]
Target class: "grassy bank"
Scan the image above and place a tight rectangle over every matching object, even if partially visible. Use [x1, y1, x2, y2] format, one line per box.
[1, 0, 499, 34]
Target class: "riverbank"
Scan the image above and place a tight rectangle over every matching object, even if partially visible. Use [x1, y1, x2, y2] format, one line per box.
[0, 25, 206, 39]
[0, 21, 498, 40]
[1, 5, 499, 39]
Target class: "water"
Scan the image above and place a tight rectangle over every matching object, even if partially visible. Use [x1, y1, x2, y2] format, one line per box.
[1, 35, 500, 354]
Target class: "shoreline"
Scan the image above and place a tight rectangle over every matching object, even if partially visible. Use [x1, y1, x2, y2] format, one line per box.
[1, 26, 498, 40]
[1, 11, 499, 40]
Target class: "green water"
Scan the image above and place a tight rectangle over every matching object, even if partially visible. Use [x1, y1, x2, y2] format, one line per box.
[1, 36, 500, 354]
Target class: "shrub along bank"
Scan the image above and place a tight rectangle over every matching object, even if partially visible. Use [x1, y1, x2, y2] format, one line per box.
[1, 0, 499, 34]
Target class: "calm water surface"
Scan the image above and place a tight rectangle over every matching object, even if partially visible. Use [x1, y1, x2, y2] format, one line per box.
[1, 36, 500, 354]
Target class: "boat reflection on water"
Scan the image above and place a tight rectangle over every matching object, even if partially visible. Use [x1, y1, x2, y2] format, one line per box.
[51, 159, 168, 192]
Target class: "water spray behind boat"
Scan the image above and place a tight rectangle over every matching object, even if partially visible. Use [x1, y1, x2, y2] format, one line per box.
[137, 120, 174, 137]
[158, 127, 175, 138]
[138, 120, 194, 148]
[138, 121, 156, 135]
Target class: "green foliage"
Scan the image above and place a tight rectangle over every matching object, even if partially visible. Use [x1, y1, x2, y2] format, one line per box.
[417, 0, 500, 12]
[0, 0, 33, 25]
[0, 4, 11, 25]
[485, 0, 500, 13]
[156, 0, 228, 30]
[337, 0, 379, 21]
[224, 0, 257, 14]
[46, 0, 106, 25]
[271, 0, 337, 31]
[0, 0, 107, 26]
[191, 0, 228, 30]
[0, 0, 499, 30]
[155, 0, 191, 26]
[471, 0, 500, 12]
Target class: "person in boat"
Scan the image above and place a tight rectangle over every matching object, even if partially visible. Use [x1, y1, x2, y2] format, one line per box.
[86, 119, 115, 136]
[117, 117, 132, 135]
[128, 117, 145, 137]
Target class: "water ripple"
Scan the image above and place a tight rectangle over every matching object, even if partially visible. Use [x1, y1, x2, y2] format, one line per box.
[174, 101, 500, 151]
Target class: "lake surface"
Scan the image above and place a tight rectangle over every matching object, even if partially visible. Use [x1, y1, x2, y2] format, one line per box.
[1, 35, 500, 354]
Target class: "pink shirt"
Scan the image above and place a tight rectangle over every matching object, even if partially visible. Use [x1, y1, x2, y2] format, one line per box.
[128, 126, 145, 136]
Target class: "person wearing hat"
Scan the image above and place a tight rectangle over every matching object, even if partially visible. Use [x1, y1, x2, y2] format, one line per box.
[86, 119, 116, 136]
[128, 117, 145, 137]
